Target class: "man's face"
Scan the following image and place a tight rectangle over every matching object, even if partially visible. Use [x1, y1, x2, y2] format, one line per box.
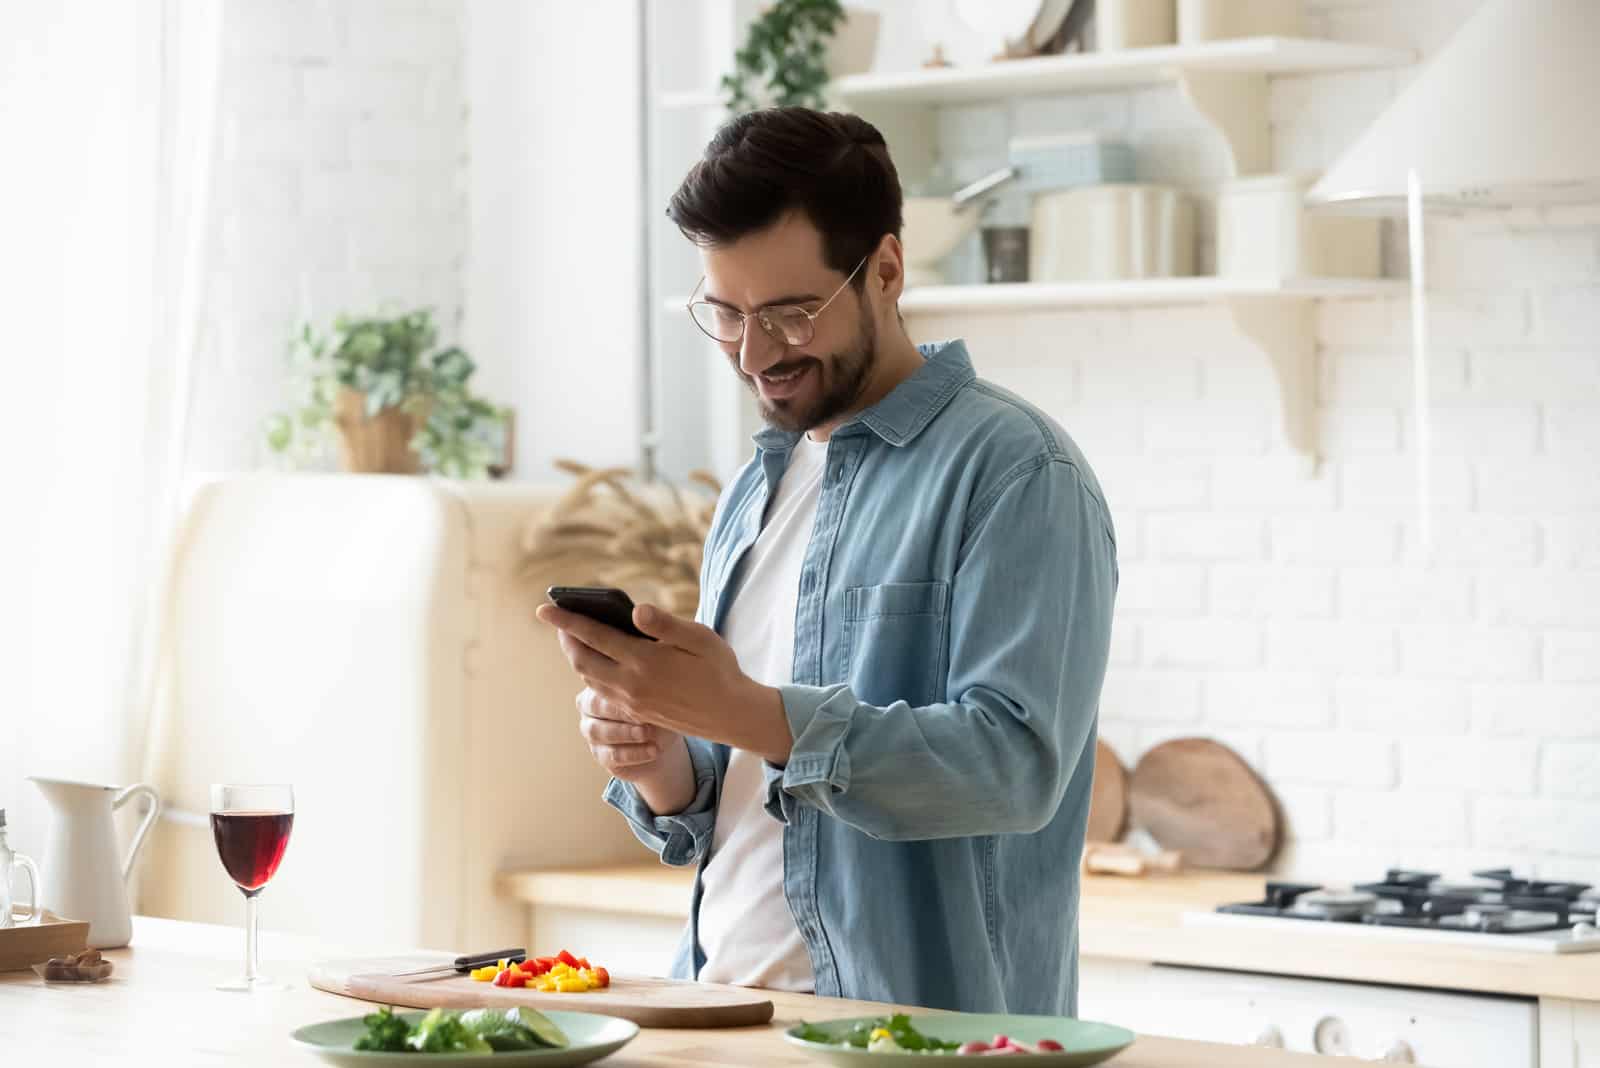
[698, 213, 877, 434]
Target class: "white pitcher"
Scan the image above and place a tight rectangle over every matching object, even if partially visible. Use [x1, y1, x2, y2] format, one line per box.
[28, 777, 161, 949]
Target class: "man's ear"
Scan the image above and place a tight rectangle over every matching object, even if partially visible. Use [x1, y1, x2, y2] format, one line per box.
[872, 232, 905, 307]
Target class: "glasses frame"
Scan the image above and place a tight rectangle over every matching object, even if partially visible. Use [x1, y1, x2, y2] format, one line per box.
[686, 253, 870, 347]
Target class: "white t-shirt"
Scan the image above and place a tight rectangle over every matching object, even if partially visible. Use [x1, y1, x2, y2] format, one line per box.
[696, 432, 828, 991]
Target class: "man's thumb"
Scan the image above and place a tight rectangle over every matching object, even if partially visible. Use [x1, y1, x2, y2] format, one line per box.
[634, 603, 701, 649]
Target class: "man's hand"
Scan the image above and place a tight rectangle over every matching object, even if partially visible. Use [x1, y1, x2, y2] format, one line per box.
[576, 687, 696, 815]
[535, 601, 792, 766]
[576, 687, 676, 779]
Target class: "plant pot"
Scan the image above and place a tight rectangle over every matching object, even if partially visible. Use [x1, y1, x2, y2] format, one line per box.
[333, 389, 424, 475]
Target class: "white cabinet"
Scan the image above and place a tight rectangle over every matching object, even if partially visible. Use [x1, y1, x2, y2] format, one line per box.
[1080, 959, 1541, 1067]
[1540, 999, 1600, 1068]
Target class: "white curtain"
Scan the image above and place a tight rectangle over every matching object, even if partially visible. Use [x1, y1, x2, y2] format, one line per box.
[0, 0, 223, 863]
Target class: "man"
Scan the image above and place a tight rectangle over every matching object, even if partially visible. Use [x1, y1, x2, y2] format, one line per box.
[535, 107, 1117, 1015]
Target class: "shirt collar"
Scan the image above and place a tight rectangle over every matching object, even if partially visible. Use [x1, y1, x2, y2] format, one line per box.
[752, 339, 975, 452]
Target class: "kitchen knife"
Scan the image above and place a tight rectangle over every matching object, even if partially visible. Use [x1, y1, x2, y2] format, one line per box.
[387, 948, 526, 981]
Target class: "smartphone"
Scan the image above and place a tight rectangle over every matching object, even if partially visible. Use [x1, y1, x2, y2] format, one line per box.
[545, 586, 654, 640]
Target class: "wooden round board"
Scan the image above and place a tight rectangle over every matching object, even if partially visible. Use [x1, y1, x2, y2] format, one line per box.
[1127, 738, 1279, 870]
[1086, 739, 1127, 843]
[308, 956, 774, 1030]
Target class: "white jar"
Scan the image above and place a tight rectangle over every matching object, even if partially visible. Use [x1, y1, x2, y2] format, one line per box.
[1216, 173, 1380, 279]
[1178, 0, 1304, 43]
[1030, 184, 1196, 282]
[1098, 0, 1177, 51]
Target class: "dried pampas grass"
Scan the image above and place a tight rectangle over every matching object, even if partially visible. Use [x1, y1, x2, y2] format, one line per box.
[520, 459, 722, 616]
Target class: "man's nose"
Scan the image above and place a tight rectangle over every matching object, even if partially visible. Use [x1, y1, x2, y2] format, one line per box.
[738, 318, 784, 376]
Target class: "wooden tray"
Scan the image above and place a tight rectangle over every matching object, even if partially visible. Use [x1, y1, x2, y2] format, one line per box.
[310, 955, 774, 1029]
[0, 913, 90, 972]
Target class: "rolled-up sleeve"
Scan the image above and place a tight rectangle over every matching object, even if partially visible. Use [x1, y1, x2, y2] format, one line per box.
[603, 736, 723, 866]
[762, 457, 1116, 840]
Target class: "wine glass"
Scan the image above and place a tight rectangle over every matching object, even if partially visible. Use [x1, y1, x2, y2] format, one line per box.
[209, 784, 294, 992]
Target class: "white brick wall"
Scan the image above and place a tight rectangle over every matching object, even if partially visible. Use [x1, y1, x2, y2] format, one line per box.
[915, 0, 1600, 883]
[189, 0, 467, 472]
[200, 0, 1599, 884]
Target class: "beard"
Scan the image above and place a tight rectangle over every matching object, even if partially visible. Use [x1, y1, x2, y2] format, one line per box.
[734, 303, 878, 434]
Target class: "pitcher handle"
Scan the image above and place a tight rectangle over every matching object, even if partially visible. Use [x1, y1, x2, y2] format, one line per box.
[113, 783, 163, 882]
[10, 852, 41, 923]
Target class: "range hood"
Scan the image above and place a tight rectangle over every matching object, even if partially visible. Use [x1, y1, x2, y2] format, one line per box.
[1308, 0, 1600, 212]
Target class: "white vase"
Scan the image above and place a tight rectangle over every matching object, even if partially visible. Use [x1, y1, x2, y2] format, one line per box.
[826, 8, 881, 78]
[1098, 0, 1177, 51]
[1178, 0, 1305, 43]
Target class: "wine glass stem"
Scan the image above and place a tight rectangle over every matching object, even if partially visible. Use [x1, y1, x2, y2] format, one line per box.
[243, 890, 260, 983]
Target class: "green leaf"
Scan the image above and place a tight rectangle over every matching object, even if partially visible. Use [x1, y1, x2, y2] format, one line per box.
[352, 1006, 410, 1052]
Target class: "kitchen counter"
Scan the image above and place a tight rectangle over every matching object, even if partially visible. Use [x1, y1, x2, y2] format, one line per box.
[0, 915, 1342, 1066]
[499, 866, 1600, 1003]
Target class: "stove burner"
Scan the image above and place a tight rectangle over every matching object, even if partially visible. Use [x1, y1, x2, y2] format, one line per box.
[1474, 868, 1592, 901]
[1290, 890, 1378, 921]
[1217, 866, 1600, 939]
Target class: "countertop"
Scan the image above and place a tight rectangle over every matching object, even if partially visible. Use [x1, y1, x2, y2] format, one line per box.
[0, 915, 1342, 1066]
[499, 866, 1600, 1003]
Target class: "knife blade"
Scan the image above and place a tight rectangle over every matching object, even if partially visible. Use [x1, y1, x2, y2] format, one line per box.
[388, 947, 526, 981]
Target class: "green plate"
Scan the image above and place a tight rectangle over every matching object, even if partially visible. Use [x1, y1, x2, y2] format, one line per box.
[784, 1014, 1135, 1066]
[291, 1009, 638, 1067]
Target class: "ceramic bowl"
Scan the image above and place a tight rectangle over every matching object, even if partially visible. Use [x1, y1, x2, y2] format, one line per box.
[902, 197, 980, 288]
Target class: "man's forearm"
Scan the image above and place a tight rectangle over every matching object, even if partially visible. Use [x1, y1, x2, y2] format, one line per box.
[632, 734, 697, 816]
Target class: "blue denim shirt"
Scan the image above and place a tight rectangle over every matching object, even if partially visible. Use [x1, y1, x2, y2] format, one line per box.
[604, 338, 1117, 1015]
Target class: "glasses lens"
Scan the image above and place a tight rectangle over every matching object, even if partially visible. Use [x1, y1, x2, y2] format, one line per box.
[689, 302, 743, 342]
[763, 306, 814, 347]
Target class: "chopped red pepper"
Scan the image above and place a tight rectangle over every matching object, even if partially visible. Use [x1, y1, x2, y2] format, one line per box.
[576, 957, 590, 969]
[556, 949, 580, 968]
[492, 970, 512, 987]
[594, 966, 610, 988]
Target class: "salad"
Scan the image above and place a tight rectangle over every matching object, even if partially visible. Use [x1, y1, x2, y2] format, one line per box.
[353, 1005, 569, 1054]
[793, 1015, 1066, 1056]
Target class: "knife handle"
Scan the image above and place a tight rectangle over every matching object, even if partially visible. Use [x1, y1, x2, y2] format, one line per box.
[453, 948, 526, 973]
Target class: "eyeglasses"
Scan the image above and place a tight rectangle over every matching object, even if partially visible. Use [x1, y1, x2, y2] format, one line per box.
[686, 254, 869, 347]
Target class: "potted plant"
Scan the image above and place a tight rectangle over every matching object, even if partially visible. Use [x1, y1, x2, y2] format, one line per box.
[264, 309, 508, 480]
[720, 0, 880, 113]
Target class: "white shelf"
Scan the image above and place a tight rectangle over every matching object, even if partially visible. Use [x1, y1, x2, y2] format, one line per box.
[660, 276, 1402, 474]
[664, 277, 1403, 315]
[832, 37, 1414, 107]
[898, 277, 1405, 312]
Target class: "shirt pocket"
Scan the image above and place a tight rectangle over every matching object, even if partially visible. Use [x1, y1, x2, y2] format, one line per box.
[843, 580, 950, 709]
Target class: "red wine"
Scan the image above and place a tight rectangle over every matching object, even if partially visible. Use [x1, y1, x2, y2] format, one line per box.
[210, 810, 294, 892]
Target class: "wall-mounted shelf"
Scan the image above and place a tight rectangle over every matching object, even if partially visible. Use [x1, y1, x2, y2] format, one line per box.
[657, 39, 1413, 175]
[831, 37, 1413, 106]
[667, 277, 1403, 474]
[897, 277, 1404, 312]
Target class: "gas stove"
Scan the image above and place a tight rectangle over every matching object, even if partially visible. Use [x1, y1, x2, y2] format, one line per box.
[1189, 867, 1600, 953]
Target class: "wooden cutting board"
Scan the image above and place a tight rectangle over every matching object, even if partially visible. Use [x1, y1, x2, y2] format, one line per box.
[1086, 739, 1128, 843]
[1127, 737, 1280, 871]
[309, 955, 774, 1029]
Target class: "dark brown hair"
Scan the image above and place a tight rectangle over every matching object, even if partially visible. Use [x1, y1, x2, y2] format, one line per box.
[667, 107, 903, 288]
